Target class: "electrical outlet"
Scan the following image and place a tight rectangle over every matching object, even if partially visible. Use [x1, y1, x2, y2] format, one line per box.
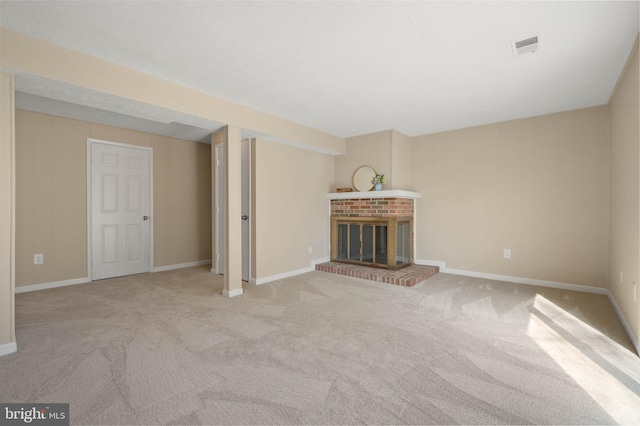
[620, 270, 624, 283]
[503, 249, 511, 259]
[34, 254, 43, 265]
[308, 246, 313, 254]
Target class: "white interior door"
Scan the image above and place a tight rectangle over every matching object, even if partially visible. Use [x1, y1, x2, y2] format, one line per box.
[215, 140, 250, 281]
[91, 141, 151, 280]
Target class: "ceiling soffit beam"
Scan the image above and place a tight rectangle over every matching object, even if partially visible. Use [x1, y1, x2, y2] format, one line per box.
[0, 28, 345, 156]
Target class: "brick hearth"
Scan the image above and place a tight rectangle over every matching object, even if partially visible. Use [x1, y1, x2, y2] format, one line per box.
[315, 261, 439, 287]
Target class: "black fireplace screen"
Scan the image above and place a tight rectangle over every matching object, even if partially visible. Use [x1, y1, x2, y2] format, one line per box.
[333, 217, 412, 270]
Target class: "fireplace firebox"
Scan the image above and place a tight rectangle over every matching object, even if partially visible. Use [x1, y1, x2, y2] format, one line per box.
[331, 216, 413, 270]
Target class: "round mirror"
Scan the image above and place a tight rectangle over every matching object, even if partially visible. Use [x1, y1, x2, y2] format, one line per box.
[352, 165, 377, 192]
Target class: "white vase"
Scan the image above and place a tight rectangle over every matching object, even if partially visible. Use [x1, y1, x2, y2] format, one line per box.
[374, 183, 383, 191]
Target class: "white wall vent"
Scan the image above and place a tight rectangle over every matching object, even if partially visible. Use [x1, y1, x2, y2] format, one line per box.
[512, 35, 540, 57]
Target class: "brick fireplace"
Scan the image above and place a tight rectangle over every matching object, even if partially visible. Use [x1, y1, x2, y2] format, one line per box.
[326, 190, 420, 270]
[330, 197, 415, 218]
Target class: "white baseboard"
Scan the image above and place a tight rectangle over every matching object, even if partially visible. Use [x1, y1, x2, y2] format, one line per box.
[255, 257, 330, 286]
[0, 342, 17, 356]
[16, 260, 213, 293]
[223, 288, 243, 298]
[15, 277, 91, 294]
[152, 259, 212, 273]
[415, 259, 446, 269]
[255, 265, 315, 285]
[607, 292, 640, 355]
[414, 259, 608, 295]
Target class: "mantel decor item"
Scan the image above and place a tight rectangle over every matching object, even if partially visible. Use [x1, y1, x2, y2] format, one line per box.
[352, 165, 377, 192]
[371, 173, 385, 191]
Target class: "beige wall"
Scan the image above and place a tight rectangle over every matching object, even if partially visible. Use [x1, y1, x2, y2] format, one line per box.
[335, 129, 413, 191]
[0, 71, 16, 352]
[335, 130, 392, 190]
[254, 138, 334, 279]
[15, 110, 212, 287]
[390, 130, 412, 190]
[412, 106, 610, 288]
[609, 36, 640, 343]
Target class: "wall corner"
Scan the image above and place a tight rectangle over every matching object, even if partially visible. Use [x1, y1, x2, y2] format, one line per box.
[0, 71, 16, 354]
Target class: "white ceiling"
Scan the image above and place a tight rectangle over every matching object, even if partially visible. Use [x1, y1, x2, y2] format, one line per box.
[1, 1, 639, 141]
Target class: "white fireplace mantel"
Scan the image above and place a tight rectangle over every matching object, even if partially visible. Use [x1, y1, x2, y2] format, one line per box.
[326, 190, 421, 200]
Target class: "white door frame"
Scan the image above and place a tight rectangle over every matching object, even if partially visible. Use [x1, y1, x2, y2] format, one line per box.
[240, 138, 251, 282]
[215, 143, 225, 275]
[215, 139, 251, 281]
[87, 138, 154, 280]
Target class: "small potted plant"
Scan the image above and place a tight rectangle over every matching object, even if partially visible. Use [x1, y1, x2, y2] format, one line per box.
[371, 174, 385, 191]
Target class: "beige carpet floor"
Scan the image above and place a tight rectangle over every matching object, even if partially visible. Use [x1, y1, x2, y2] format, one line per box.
[2, 266, 640, 425]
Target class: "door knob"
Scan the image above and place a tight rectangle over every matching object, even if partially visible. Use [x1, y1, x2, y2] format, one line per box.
[241, 215, 248, 220]
[143, 216, 149, 220]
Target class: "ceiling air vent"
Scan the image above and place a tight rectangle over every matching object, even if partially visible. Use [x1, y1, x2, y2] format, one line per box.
[512, 35, 539, 57]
